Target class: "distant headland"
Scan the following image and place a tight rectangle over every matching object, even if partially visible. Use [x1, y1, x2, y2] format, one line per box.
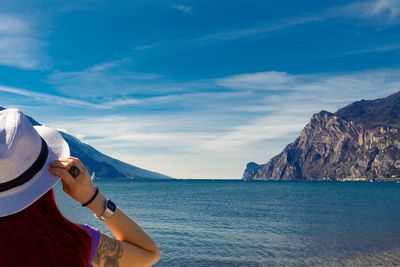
[243, 91, 400, 181]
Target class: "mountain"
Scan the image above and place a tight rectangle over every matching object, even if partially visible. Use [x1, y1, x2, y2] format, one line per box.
[1, 107, 172, 179]
[243, 91, 400, 181]
[61, 133, 172, 179]
[335, 91, 400, 129]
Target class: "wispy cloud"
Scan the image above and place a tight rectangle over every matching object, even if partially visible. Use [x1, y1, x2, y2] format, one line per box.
[47, 58, 226, 99]
[172, 4, 193, 14]
[205, 68, 400, 153]
[39, 68, 400, 178]
[44, 114, 222, 177]
[360, 44, 400, 53]
[156, 68, 399, 176]
[193, 0, 400, 43]
[216, 68, 400, 98]
[47, 58, 165, 97]
[0, 85, 142, 109]
[0, 85, 99, 108]
[133, 43, 160, 50]
[0, 14, 45, 69]
[332, 43, 400, 58]
[330, 0, 400, 23]
[194, 15, 320, 42]
[199, 115, 306, 152]
[216, 71, 295, 90]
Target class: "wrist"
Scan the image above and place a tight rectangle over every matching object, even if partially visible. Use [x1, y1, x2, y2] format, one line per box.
[77, 184, 97, 205]
[86, 191, 107, 217]
[96, 199, 117, 221]
[81, 186, 99, 207]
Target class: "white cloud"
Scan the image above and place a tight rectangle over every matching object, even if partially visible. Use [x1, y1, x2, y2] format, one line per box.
[0, 14, 45, 69]
[328, 0, 400, 23]
[134, 43, 160, 50]
[330, 44, 400, 58]
[47, 59, 230, 99]
[0, 85, 142, 109]
[215, 68, 400, 98]
[204, 68, 400, 161]
[216, 71, 294, 90]
[0, 85, 100, 108]
[369, 0, 400, 19]
[358, 44, 400, 53]
[5, 66, 400, 178]
[39, 68, 400, 178]
[0, 14, 27, 32]
[194, 0, 400, 43]
[172, 4, 193, 14]
[199, 115, 306, 152]
[102, 98, 140, 108]
[47, 58, 168, 97]
[194, 16, 320, 42]
[45, 113, 275, 179]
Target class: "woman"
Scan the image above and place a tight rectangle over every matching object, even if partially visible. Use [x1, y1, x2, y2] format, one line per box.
[0, 108, 160, 267]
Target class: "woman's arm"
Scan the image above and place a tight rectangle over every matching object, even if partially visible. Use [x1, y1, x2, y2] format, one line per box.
[49, 157, 160, 267]
[88, 190, 161, 267]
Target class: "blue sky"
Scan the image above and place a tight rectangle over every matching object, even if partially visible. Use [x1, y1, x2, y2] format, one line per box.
[0, 0, 399, 178]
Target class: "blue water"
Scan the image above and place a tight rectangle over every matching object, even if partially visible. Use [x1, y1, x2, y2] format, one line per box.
[54, 180, 400, 266]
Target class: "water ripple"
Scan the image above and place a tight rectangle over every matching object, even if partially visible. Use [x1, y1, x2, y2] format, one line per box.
[54, 180, 400, 266]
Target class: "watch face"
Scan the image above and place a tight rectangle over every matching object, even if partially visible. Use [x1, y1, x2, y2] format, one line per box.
[107, 200, 116, 212]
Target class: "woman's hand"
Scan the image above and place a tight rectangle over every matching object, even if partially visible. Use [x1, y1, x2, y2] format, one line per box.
[50, 158, 161, 267]
[49, 157, 97, 205]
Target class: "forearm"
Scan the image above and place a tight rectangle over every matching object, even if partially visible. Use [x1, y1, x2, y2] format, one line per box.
[49, 158, 160, 266]
[87, 190, 159, 254]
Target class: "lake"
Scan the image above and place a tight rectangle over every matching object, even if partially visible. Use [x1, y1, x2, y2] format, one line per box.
[54, 179, 400, 266]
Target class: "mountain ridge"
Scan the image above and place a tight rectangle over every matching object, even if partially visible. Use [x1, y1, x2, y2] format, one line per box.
[243, 91, 400, 181]
[61, 132, 172, 179]
[0, 107, 172, 179]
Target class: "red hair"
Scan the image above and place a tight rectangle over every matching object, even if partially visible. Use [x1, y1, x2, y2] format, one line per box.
[0, 188, 92, 267]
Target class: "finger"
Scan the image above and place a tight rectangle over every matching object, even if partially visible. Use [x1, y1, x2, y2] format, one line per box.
[50, 160, 72, 169]
[55, 158, 77, 164]
[69, 156, 81, 162]
[67, 157, 88, 173]
[54, 158, 73, 163]
[48, 167, 76, 186]
[67, 157, 82, 165]
[61, 157, 80, 166]
[54, 158, 88, 179]
[51, 159, 86, 174]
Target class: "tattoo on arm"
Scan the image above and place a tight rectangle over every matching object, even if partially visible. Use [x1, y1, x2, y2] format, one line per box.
[93, 233, 124, 267]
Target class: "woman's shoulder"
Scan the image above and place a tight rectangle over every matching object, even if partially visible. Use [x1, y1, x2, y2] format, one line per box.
[78, 224, 124, 267]
[77, 223, 102, 265]
[78, 223, 101, 236]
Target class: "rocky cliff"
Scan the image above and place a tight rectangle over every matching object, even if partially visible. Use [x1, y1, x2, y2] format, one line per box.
[243, 91, 400, 181]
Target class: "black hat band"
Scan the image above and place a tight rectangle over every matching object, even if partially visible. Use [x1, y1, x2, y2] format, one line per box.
[0, 138, 49, 192]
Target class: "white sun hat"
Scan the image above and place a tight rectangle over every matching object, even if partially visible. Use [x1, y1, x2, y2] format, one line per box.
[0, 108, 70, 217]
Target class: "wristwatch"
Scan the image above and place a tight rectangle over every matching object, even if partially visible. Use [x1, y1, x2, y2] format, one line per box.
[97, 199, 116, 221]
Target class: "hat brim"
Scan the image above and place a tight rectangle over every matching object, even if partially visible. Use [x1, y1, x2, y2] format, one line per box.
[0, 126, 70, 217]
